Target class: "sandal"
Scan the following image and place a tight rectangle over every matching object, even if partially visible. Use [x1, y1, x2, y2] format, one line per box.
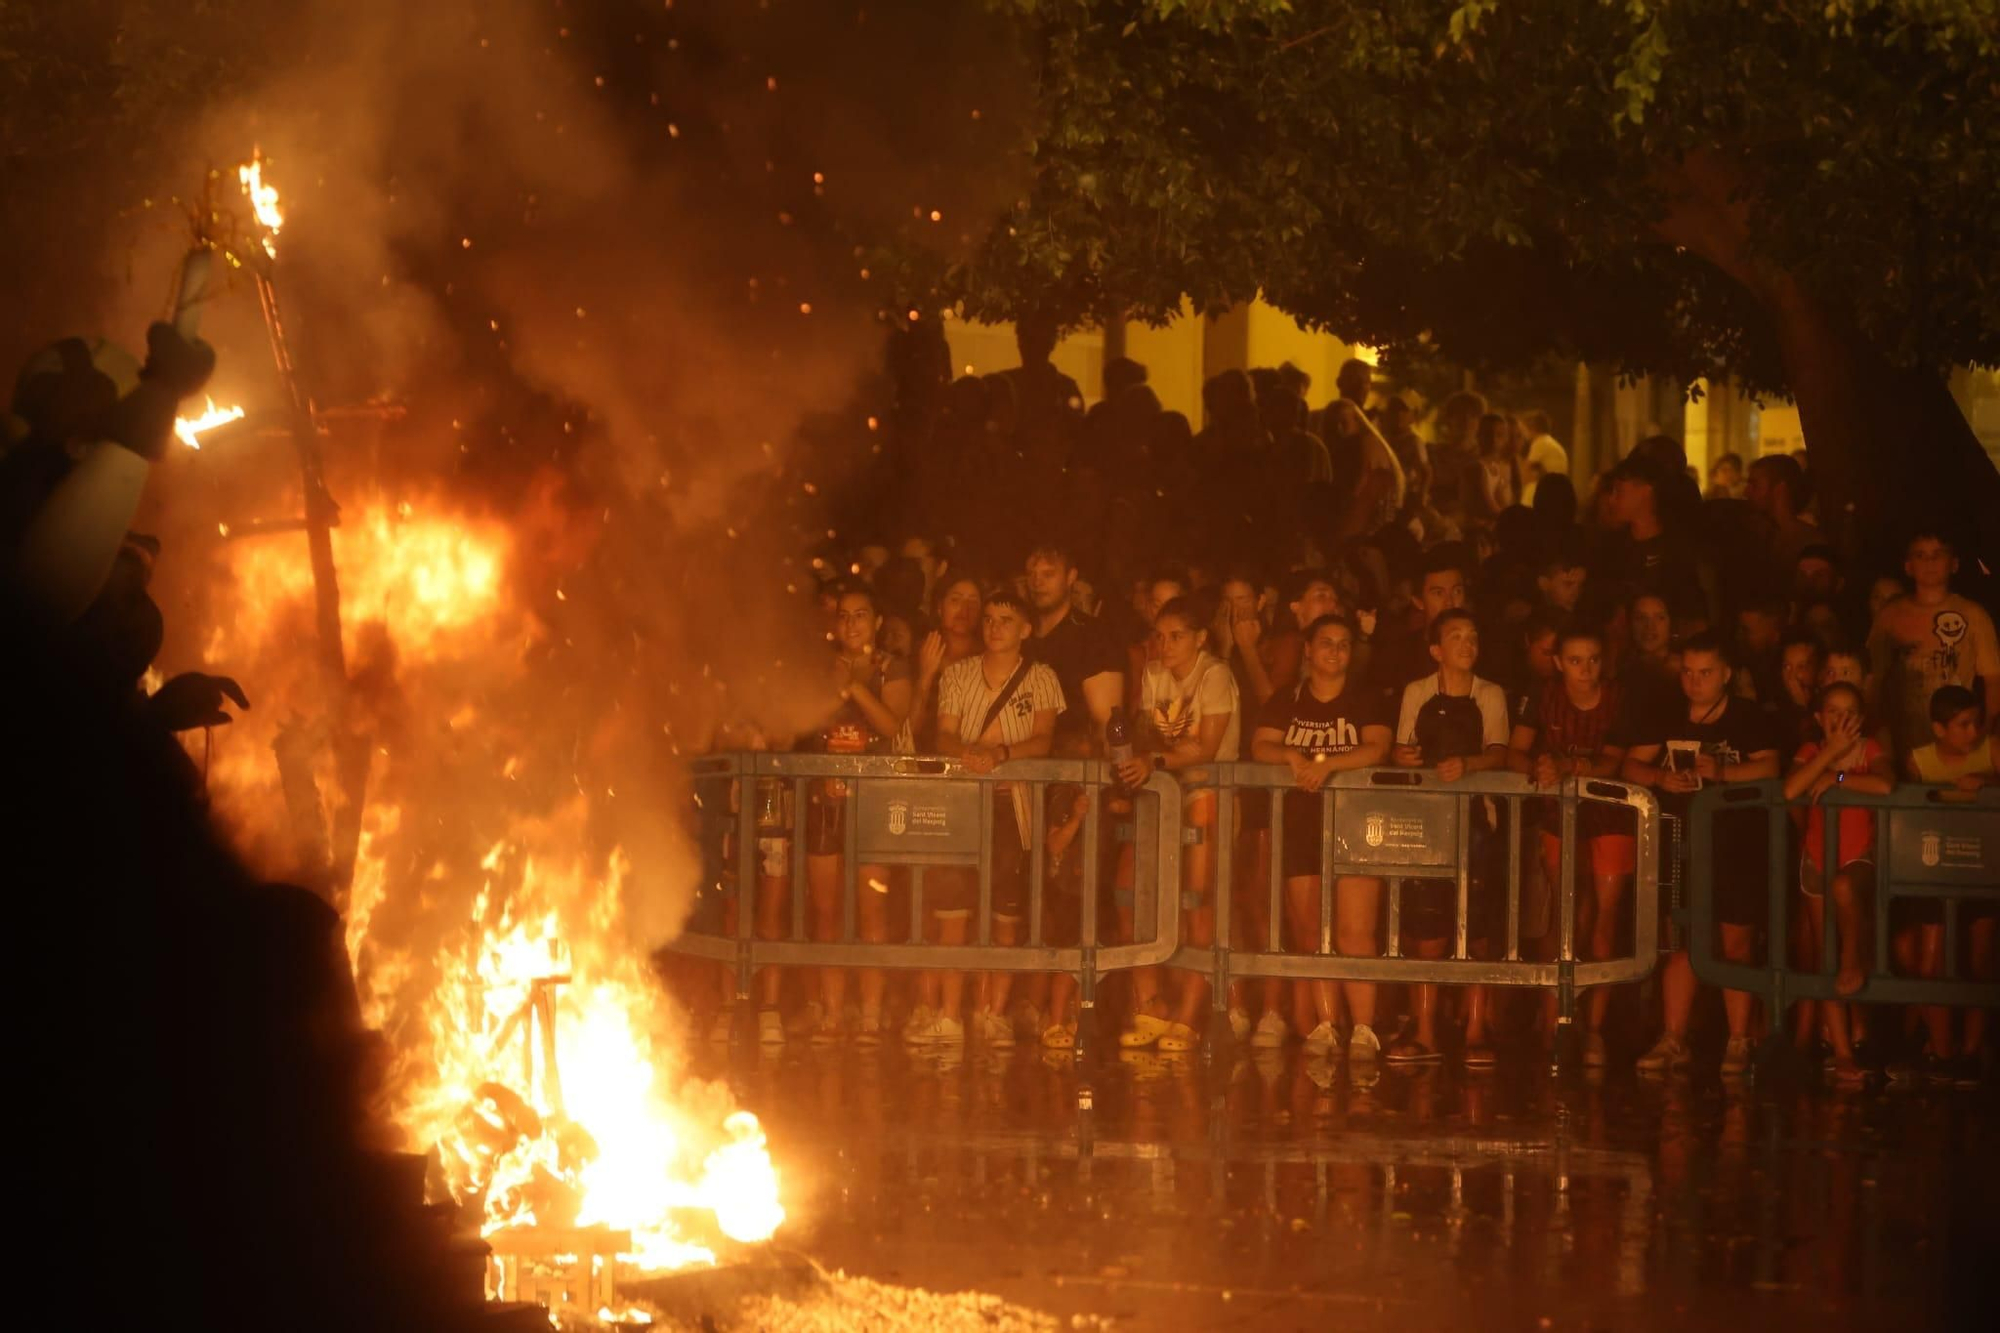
[1119, 1013, 1169, 1049]
[1158, 1021, 1199, 1053]
[1040, 1022, 1077, 1050]
[1385, 1039, 1442, 1065]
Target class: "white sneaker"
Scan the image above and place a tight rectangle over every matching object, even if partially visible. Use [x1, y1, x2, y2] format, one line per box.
[1636, 1032, 1690, 1072]
[1227, 1007, 1252, 1041]
[855, 1006, 884, 1047]
[1251, 1010, 1289, 1048]
[1720, 1036, 1754, 1076]
[910, 1013, 965, 1047]
[901, 1004, 935, 1041]
[707, 1008, 734, 1044]
[1304, 1021, 1340, 1053]
[1348, 1023, 1382, 1062]
[977, 1010, 1016, 1047]
[756, 1009, 786, 1046]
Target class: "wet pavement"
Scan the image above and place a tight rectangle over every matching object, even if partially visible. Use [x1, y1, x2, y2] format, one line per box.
[695, 1033, 1994, 1331]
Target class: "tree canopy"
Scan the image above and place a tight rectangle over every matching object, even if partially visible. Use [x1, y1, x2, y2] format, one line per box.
[937, 0, 2000, 395]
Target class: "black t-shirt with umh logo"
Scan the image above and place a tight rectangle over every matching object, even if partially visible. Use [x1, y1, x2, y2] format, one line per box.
[1257, 676, 1392, 760]
[1258, 677, 1391, 836]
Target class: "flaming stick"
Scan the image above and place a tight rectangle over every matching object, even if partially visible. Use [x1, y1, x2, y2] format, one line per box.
[238, 152, 372, 904]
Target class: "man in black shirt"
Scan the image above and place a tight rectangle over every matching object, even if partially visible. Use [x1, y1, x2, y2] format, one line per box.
[1621, 632, 1779, 1076]
[1369, 542, 1473, 708]
[1605, 452, 1714, 627]
[1024, 541, 1124, 751]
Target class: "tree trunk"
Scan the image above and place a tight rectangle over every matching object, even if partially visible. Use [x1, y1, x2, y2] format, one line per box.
[1653, 151, 2000, 580]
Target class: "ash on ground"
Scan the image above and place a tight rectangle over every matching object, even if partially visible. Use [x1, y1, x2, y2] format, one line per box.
[600, 1256, 1111, 1332]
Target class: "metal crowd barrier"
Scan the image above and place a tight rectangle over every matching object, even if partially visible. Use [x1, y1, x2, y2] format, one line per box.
[679, 752, 1184, 1007]
[1686, 780, 2000, 1010]
[1175, 765, 1661, 1030]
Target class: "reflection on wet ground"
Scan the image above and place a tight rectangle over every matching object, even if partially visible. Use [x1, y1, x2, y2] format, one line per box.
[694, 1039, 1993, 1330]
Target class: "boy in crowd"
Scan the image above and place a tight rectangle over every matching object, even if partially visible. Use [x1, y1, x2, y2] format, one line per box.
[1903, 685, 1997, 1082]
[928, 591, 1066, 1048]
[1388, 609, 1511, 1064]
[1771, 629, 1824, 753]
[1506, 622, 1634, 1066]
[1867, 530, 2000, 761]
[1370, 544, 1472, 705]
[1621, 633, 1780, 1076]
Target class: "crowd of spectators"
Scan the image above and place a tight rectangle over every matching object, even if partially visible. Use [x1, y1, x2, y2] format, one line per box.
[702, 332, 1999, 1089]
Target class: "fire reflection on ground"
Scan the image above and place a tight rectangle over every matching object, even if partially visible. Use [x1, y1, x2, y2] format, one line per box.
[706, 1044, 1985, 1331]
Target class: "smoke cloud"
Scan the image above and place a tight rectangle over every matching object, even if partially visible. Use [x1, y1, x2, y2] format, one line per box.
[32, 0, 1032, 1082]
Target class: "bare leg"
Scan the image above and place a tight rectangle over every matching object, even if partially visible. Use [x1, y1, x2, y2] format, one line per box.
[1660, 949, 1696, 1039]
[1829, 868, 1868, 997]
[1284, 875, 1338, 1027]
[806, 852, 848, 1015]
[856, 863, 890, 1015]
[1915, 924, 1955, 1058]
[1586, 872, 1630, 1032]
[1335, 876, 1382, 1029]
[935, 912, 969, 1022]
[1719, 923, 1758, 1040]
[981, 915, 1021, 1015]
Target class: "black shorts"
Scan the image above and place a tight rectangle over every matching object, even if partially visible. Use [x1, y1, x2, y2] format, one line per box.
[1279, 791, 1329, 880]
[926, 791, 1031, 921]
[1397, 813, 1504, 942]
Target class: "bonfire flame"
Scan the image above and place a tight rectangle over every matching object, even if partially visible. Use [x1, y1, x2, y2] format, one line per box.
[193, 498, 783, 1297]
[174, 397, 246, 449]
[239, 153, 283, 258]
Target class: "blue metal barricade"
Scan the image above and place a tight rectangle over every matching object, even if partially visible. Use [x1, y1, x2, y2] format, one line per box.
[677, 753, 1184, 1009]
[1686, 780, 2000, 1008]
[1166, 764, 1661, 1029]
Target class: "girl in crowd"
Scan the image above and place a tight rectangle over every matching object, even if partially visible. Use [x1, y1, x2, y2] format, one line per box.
[1785, 680, 1893, 1085]
[1115, 597, 1241, 1053]
[1249, 613, 1393, 1060]
[805, 582, 911, 1044]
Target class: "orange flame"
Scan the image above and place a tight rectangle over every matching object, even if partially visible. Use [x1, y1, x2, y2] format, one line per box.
[194, 497, 783, 1294]
[239, 154, 283, 258]
[173, 397, 246, 449]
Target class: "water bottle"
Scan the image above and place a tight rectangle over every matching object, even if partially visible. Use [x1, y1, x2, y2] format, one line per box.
[1106, 707, 1134, 790]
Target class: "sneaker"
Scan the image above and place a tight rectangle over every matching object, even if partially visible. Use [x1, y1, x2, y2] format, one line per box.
[1720, 1036, 1754, 1076]
[1228, 1007, 1252, 1042]
[1947, 1054, 1984, 1088]
[977, 1010, 1016, 1048]
[707, 1008, 735, 1044]
[909, 1013, 965, 1047]
[1303, 1021, 1340, 1053]
[901, 1004, 935, 1042]
[1636, 1032, 1689, 1072]
[810, 1012, 844, 1046]
[1014, 1003, 1043, 1038]
[855, 1006, 884, 1047]
[1583, 1031, 1608, 1067]
[1348, 1023, 1381, 1063]
[756, 1008, 786, 1046]
[1251, 1010, 1289, 1049]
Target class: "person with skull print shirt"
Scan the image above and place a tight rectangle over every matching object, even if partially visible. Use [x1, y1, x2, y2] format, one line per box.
[1621, 631, 1780, 1078]
[1866, 530, 2000, 764]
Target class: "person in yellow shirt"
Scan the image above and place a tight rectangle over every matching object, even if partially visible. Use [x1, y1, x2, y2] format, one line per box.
[1906, 685, 1995, 788]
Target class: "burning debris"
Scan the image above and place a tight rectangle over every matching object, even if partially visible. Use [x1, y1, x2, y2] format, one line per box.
[154, 149, 787, 1319]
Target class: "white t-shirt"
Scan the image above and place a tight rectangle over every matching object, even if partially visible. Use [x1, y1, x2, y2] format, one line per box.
[938, 656, 1066, 847]
[1140, 651, 1241, 762]
[937, 656, 1066, 747]
[1395, 673, 1511, 751]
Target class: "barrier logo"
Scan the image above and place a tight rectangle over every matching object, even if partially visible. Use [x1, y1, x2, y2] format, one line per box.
[1364, 813, 1386, 848]
[1921, 830, 1941, 868]
[887, 801, 908, 836]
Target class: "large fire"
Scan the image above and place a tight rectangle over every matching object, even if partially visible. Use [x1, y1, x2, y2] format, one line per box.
[188, 493, 783, 1306]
